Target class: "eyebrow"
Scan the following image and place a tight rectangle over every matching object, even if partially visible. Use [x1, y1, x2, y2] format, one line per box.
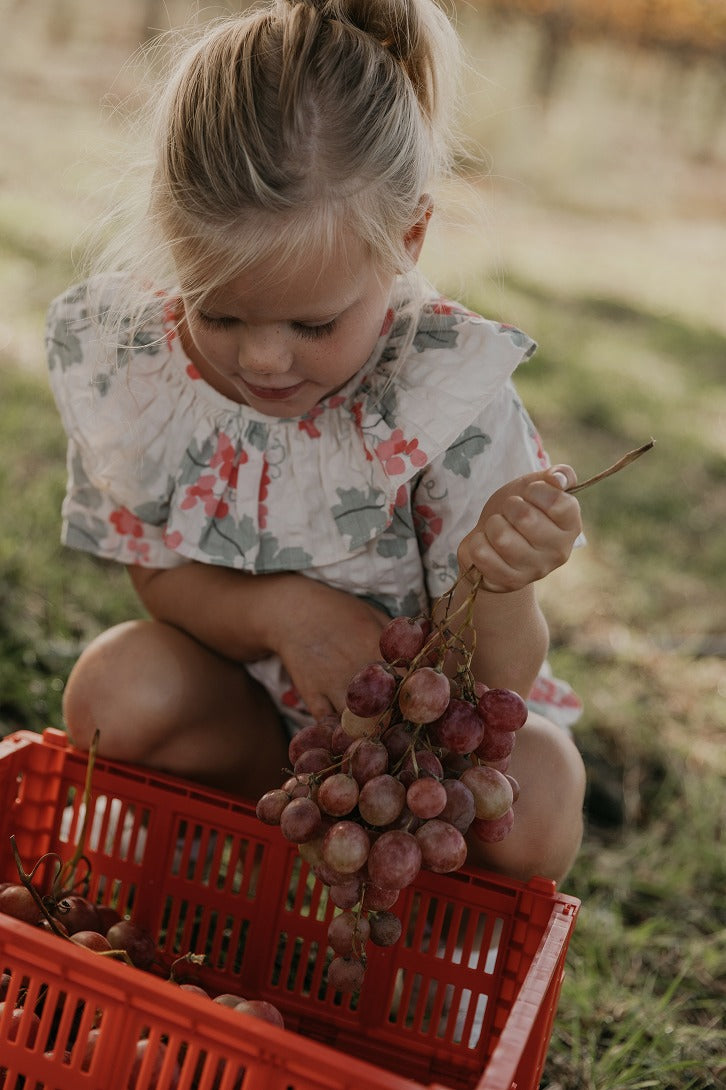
[203, 285, 362, 325]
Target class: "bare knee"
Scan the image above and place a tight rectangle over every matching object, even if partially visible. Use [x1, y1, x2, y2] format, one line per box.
[62, 620, 288, 794]
[467, 714, 586, 885]
[62, 620, 188, 760]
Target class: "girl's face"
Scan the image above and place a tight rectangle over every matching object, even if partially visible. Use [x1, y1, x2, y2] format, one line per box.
[179, 236, 398, 418]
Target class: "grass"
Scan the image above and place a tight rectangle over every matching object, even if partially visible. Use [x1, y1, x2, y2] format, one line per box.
[0, 4, 724, 1088]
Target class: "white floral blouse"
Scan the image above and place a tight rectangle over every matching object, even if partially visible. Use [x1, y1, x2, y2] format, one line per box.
[46, 277, 583, 730]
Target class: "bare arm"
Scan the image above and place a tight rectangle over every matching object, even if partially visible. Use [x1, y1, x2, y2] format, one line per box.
[128, 563, 389, 719]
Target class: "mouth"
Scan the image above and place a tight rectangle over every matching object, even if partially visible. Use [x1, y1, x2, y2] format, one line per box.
[241, 379, 306, 401]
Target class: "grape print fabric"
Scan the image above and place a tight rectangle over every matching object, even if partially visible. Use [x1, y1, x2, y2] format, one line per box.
[46, 278, 582, 729]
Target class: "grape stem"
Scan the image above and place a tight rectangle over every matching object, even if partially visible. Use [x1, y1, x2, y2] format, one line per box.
[53, 728, 100, 900]
[9, 838, 72, 939]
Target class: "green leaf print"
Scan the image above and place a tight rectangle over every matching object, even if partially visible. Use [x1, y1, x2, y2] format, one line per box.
[376, 536, 409, 560]
[65, 512, 112, 552]
[246, 421, 270, 451]
[46, 314, 84, 372]
[135, 497, 172, 527]
[331, 486, 389, 550]
[199, 512, 259, 564]
[412, 312, 460, 353]
[442, 426, 491, 478]
[376, 502, 415, 559]
[256, 533, 313, 571]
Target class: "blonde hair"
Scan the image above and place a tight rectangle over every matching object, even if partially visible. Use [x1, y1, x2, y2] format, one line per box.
[88, 0, 463, 327]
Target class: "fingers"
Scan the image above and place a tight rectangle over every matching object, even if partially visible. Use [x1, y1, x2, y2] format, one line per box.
[460, 466, 582, 592]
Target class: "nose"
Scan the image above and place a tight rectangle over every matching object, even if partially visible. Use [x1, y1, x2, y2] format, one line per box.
[238, 325, 292, 376]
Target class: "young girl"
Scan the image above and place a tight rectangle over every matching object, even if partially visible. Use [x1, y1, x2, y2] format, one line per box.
[46, 0, 586, 883]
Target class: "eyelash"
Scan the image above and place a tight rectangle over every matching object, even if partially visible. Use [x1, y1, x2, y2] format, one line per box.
[291, 320, 338, 341]
[196, 313, 338, 339]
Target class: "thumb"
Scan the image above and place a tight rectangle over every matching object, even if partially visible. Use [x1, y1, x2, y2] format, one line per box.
[544, 464, 578, 491]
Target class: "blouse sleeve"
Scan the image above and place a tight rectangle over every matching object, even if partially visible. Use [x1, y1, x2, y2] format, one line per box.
[412, 380, 550, 601]
[46, 284, 186, 570]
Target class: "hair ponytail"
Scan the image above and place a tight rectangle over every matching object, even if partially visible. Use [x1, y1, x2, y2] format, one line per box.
[86, 0, 462, 327]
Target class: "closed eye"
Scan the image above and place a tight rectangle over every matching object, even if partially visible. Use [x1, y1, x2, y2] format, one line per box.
[291, 319, 338, 341]
[196, 312, 237, 329]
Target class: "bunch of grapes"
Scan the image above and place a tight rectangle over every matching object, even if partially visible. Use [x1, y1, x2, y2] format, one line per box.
[256, 571, 528, 992]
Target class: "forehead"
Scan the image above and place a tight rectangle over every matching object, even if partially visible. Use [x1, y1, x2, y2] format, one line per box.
[201, 231, 378, 319]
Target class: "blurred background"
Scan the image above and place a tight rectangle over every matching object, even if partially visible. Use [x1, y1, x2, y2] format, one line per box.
[0, 2, 724, 1087]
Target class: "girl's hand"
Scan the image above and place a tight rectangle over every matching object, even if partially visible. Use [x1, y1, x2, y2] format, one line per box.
[265, 580, 390, 721]
[457, 466, 582, 593]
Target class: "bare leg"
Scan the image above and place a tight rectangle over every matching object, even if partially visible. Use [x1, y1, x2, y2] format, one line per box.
[466, 712, 586, 885]
[62, 620, 289, 798]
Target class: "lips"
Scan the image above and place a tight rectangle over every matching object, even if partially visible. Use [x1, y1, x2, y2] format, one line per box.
[242, 379, 306, 401]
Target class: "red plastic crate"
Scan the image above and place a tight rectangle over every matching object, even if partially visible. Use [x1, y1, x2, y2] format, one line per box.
[0, 729, 579, 1090]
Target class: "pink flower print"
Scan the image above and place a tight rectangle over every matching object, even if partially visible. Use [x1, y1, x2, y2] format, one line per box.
[380, 308, 394, 336]
[532, 429, 548, 469]
[186, 362, 202, 380]
[127, 538, 151, 564]
[163, 530, 183, 550]
[210, 432, 247, 490]
[109, 507, 144, 538]
[376, 429, 428, 477]
[413, 503, 443, 549]
[299, 405, 324, 439]
[258, 457, 271, 529]
[433, 298, 477, 319]
[351, 401, 373, 462]
[430, 300, 455, 316]
[180, 474, 229, 519]
[281, 686, 304, 709]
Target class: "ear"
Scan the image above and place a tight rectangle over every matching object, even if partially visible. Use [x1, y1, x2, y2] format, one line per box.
[402, 195, 434, 267]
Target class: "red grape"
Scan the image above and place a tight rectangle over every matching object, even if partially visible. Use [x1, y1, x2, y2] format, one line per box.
[340, 707, 383, 739]
[293, 747, 333, 776]
[329, 877, 363, 910]
[477, 688, 528, 731]
[327, 910, 370, 957]
[367, 830, 422, 889]
[317, 773, 360, 817]
[357, 774, 406, 826]
[288, 721, 335, 765]
[379, 616, 426, 665]
[323, 821, 371, 874]
[327, 955, 365, 993]
[256, 788, 291, 825]
[345, 662, 397, 717]
[279, 797, 322, 843]
[0, 884, 44, 926]
[415, 819, 468, 872]
[505, 774, 521, 803]
[460, 765, 514, 820]
[234, 999, 285, 1028]
[433, 698, 485, 753]
[406, 778, 447, 819]
[343, 739, 389, 785]
[439, 778, 476, 833]
[471, 807, 515, 843]
[368, 911, 402, 947]
[105, 920, 157, 969]
[52, 895, 102, 935]
[475, 727, 516, 762]
[360, 884, 399, 911]
[398, 667, 451, 723]
[71, 930, 112, 952]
